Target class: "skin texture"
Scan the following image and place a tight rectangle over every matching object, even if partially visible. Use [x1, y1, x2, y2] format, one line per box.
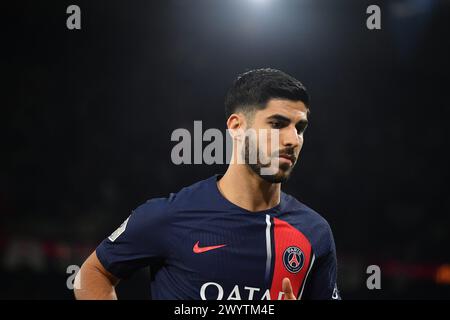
[75, 98, 307, 300]
[282, 278, 297, 300]
[74, 251, 119, 300]
[218, 98, 308, 212]
[240, 99, 308, 183]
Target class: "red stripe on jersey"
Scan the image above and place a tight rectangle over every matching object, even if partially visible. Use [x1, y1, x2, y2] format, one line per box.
[269, 217, 312, 300]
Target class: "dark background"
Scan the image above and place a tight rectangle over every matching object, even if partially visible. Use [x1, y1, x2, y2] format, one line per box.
[2, 0, 450, 299]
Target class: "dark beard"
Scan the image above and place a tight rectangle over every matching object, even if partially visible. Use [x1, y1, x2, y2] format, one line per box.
[243, 136, 295, 184]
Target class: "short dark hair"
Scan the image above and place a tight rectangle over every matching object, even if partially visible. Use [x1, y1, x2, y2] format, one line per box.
[224, 68, 310, 119]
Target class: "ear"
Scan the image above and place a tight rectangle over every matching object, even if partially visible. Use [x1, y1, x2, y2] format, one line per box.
[226, 113, 242, 130]
[226, 113, 246, 140]
[227, 113, 247, 135]
[226, 113, 247, 164]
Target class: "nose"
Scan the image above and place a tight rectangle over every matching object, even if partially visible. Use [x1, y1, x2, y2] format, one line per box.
[281, 125, 301, 149]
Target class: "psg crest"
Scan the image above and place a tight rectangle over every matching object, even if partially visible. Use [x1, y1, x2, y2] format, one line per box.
[283, 246, 305, 273]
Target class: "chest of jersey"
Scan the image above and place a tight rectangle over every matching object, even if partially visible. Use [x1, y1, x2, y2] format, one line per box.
[160, 211, 314, 300]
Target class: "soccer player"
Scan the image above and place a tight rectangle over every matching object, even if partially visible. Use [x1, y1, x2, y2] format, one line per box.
[74, 68, 341, 300]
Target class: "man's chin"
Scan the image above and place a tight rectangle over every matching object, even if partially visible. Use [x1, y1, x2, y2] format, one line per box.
[250, 165, 292, 183]
[260, 174, 288, 184]
[264, 170, 291, 183]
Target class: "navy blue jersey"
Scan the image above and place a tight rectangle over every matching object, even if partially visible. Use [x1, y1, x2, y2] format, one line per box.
[96, 175, 340, 300]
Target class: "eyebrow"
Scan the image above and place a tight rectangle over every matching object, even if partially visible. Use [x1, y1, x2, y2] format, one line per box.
[267, 114, 291, 123]
[267, 114, 309, 126]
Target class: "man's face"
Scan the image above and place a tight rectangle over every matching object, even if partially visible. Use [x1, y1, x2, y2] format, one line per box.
[242, 99, 309, 183]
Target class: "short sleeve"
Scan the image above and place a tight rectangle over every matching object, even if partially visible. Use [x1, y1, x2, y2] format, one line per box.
[302, 226, 341, 300]
[95, 197, 171, 279]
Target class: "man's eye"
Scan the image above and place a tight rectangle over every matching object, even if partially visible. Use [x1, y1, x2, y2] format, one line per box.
[296, 124, 308, 134]
[270, 121, 282, 129]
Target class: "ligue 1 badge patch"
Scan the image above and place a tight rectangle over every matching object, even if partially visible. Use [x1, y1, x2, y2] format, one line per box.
[108, 216, 130, 242]
[283, 246, 305, 273]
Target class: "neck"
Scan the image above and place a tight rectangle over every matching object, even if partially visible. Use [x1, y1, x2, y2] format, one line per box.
[217, 164, 281, 212]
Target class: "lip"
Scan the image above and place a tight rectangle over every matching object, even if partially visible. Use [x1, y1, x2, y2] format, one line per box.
[278, 155, 294, 165]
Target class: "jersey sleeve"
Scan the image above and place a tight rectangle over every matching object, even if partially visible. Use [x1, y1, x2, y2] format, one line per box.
[302, 225, 341, 300]
[95, 197, 172, 279]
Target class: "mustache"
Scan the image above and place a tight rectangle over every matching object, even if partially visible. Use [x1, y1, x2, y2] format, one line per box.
[272, 148, 297, 162]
